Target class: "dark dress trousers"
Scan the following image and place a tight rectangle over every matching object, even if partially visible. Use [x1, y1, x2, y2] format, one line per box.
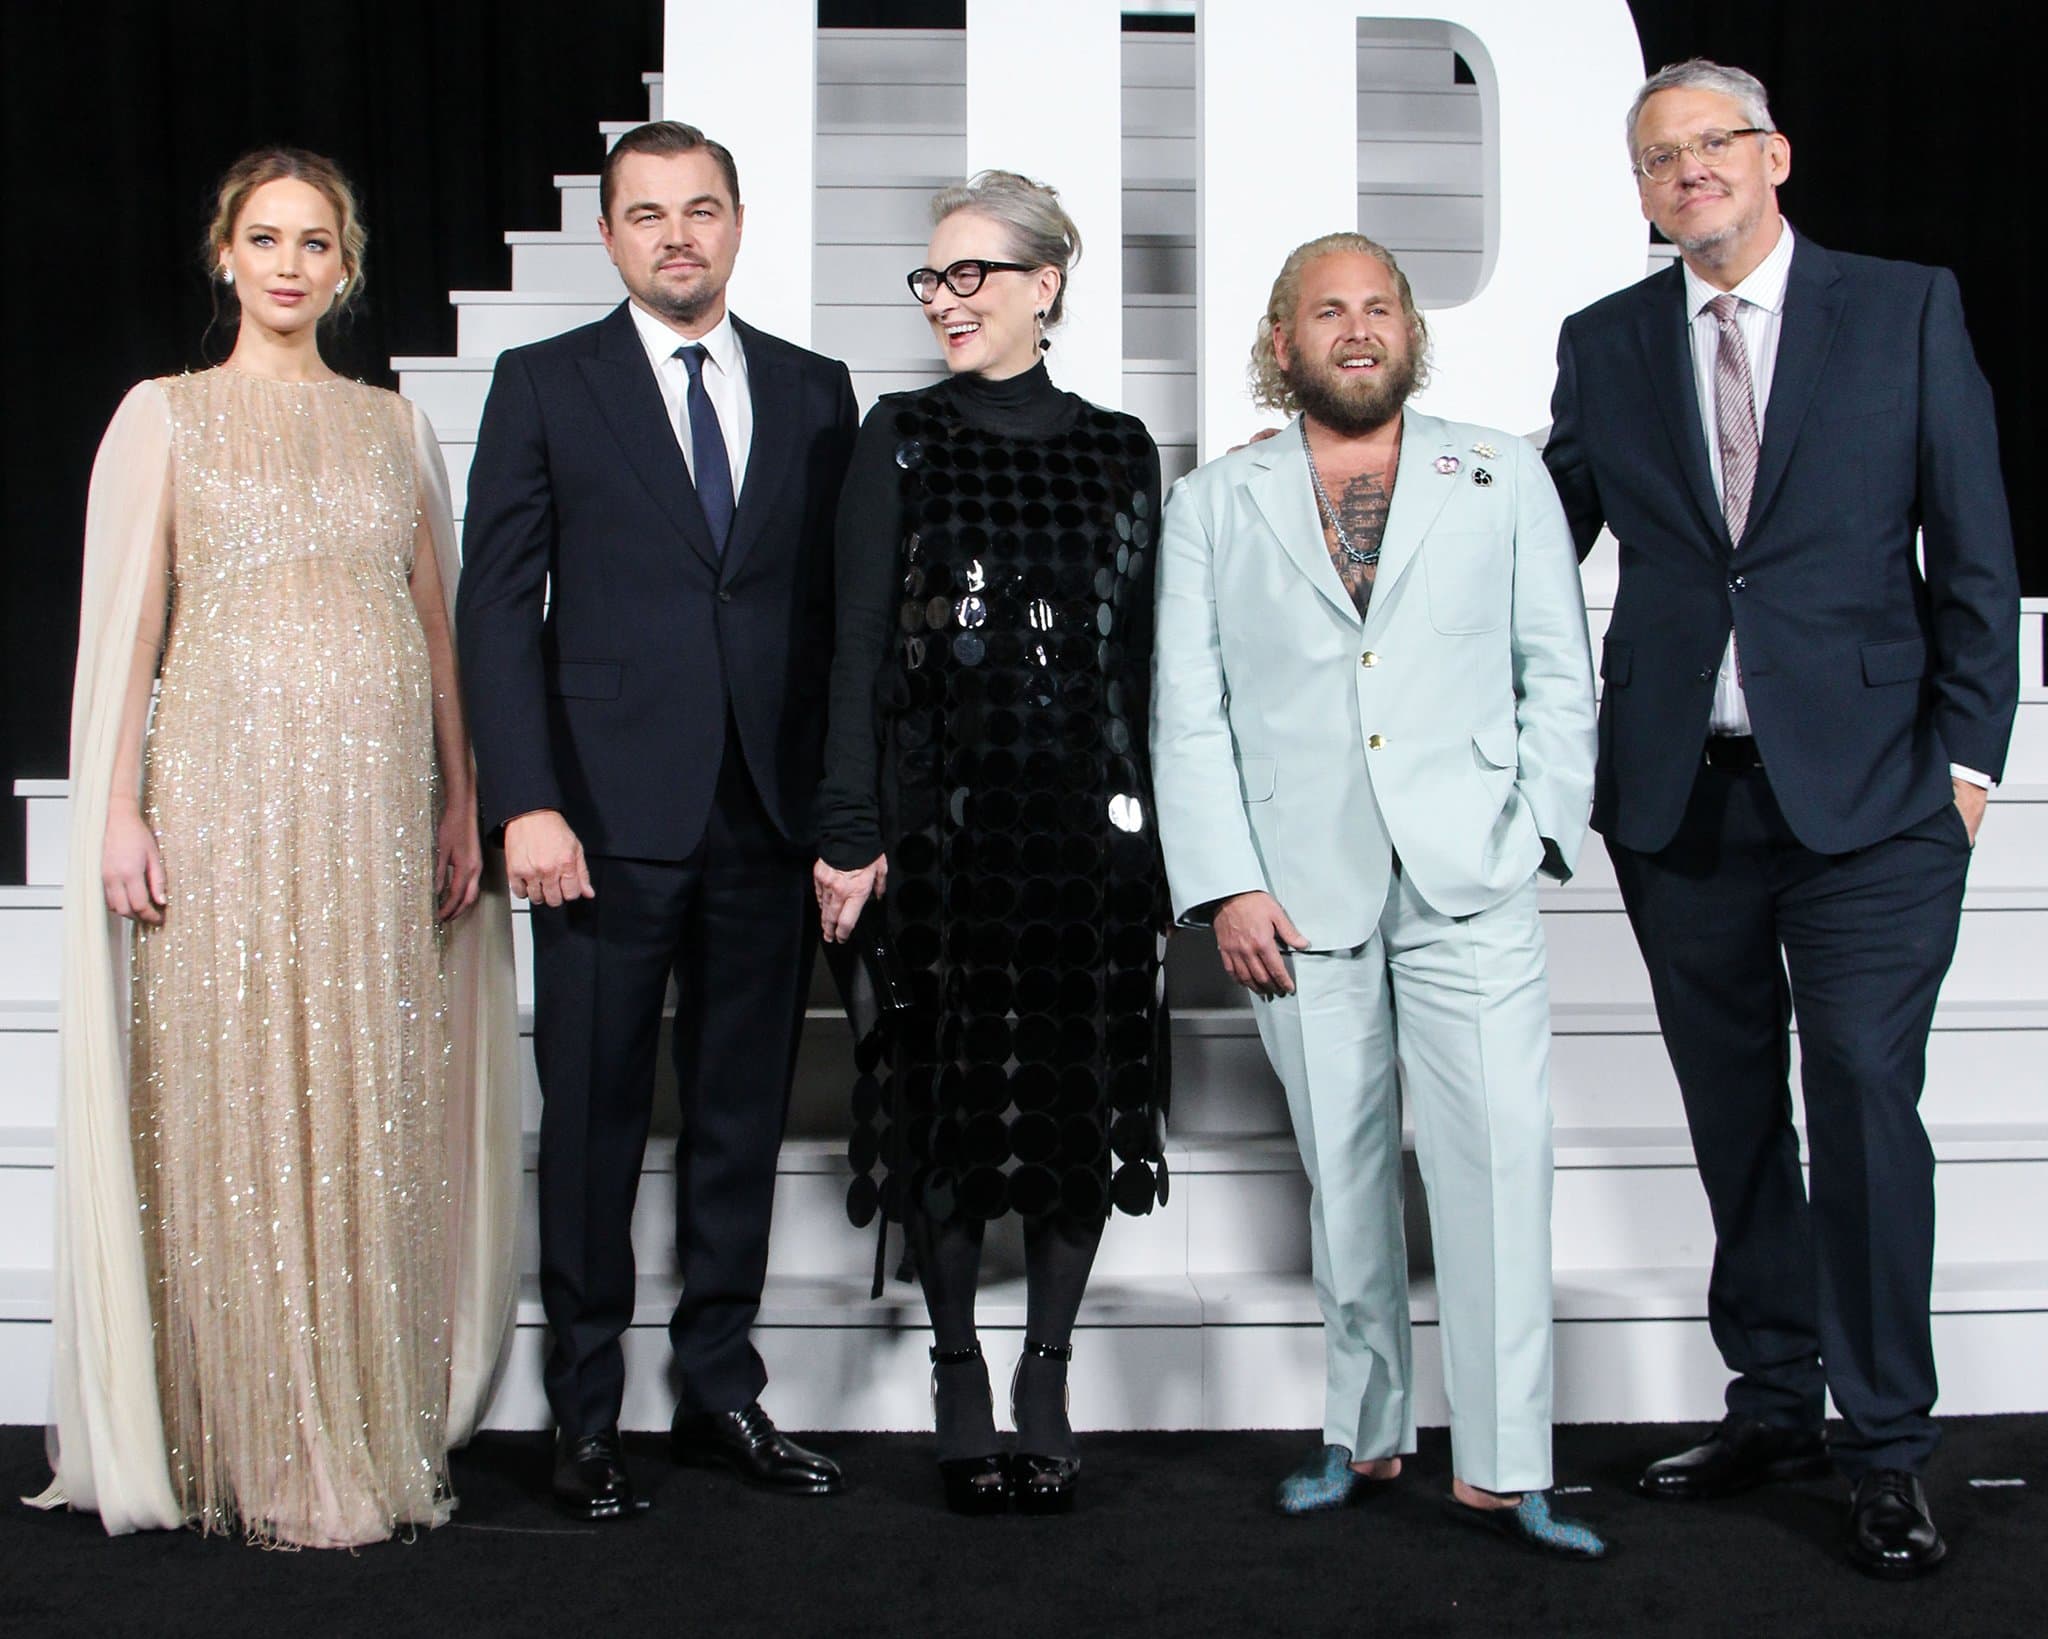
[457, 301, 858, 1436]
[1544, 236, 2019, 1474]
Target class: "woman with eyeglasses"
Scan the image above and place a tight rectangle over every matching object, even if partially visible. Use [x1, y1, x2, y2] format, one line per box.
[814, 170, 1169, 1516]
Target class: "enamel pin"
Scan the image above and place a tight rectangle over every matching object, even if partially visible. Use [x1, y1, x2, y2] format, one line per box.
[1472, 467, 1493, 486]
[1434, 454, 1461, 475]
[1471, 441, 1499, 459]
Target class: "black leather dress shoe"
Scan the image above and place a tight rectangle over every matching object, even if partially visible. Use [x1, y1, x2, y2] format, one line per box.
[671, 1401, 845, 1496]
[1639, 1414, 1830, 1501]
[1849, 1469, 1946, 1579]
[553, 1428, 644, 1521]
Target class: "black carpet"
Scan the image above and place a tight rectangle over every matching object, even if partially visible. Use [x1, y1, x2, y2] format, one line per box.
[5, 1418, 2045, 1638]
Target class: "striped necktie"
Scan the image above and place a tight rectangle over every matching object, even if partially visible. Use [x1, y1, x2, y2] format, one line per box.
[1708, 293, 1759, 544]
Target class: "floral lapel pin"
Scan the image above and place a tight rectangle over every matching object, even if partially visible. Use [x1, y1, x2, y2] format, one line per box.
[1434, 454, 1461, 476]
[1471, 441, 1499, 459]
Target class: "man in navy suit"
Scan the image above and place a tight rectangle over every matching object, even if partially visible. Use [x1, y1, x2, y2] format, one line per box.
[1544, 60, 2018, 1577]
[458, 121, 859, 1518]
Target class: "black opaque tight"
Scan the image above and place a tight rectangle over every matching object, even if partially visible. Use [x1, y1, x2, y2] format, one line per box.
[909, 1209, 1103, 1461]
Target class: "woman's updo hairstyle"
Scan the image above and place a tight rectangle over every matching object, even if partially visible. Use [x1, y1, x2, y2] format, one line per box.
[928, 170, 1082, 326]
[203, 147, 369, 319]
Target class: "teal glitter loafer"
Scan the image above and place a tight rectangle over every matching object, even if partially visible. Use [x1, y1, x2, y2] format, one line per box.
[1273, 1444, 1396, 1516]
[1444, 1491, 1609, 1559]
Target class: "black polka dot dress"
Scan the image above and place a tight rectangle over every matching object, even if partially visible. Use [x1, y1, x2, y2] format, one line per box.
[817, 364, 1171, 1231]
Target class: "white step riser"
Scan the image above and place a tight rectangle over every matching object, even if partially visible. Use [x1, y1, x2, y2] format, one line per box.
[817, 30, 966, 85]
[1125, 84, 1478, 138]
[818, 81, 964, 127]
[6, 1307, 2041, 1433]
[818, 181, 1192, 242]
[807, 132, 1478, 191]
[456, 300, 618, 358]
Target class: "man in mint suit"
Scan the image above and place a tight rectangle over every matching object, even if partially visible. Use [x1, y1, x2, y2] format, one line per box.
[1150, 234, 1601, 1556]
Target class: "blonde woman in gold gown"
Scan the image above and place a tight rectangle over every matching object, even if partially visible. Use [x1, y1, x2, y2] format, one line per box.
[40, 149, 520, 1547]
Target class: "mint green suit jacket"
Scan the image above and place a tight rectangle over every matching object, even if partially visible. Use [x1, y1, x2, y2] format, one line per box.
[1149, 411, 1597, 948]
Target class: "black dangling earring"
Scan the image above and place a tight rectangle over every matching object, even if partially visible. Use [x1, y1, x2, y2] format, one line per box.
[1035, 310, 1051, 353]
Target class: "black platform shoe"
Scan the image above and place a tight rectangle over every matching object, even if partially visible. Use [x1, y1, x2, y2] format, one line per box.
[931, 1344, 1011, 1516]
[1010, 1339, 1080, 1516]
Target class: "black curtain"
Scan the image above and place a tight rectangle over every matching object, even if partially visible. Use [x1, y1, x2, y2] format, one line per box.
[0, 0, 660, 880]
[0, 1, 2035, 880]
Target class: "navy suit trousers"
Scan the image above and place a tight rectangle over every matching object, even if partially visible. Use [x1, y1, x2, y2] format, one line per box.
[1607, 757, 1970, 1474]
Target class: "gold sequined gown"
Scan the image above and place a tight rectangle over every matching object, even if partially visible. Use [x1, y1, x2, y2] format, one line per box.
[127, 369, 454, 1546]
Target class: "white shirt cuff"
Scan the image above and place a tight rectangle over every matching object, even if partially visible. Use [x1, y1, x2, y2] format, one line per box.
[1950, 763, 1995, 791]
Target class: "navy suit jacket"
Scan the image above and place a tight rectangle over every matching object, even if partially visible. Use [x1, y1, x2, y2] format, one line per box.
[457, 303, 859, 859]
[1544, 235, 2020, 855]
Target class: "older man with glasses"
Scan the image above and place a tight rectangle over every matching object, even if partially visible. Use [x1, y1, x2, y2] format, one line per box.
[1544, 59, 2020, 1578]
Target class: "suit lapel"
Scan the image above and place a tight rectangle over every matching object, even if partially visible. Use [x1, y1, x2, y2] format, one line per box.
[1245, 418, 1360, 628]
[1633, 265, 1730, 556]
[578, 303, 721, 569]
[1363, 410, 1458, 607]
[1746, 236, 1844, 539]
[720, 318, 794, 581]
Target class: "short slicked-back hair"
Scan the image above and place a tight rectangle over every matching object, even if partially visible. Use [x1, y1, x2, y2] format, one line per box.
[600, 121, 741, 219]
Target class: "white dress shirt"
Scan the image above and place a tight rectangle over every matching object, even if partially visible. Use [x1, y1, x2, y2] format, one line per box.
[1683, 221, 1792, 739]
[1681, 226, 1989, 789]
[627, 298, 752, 502]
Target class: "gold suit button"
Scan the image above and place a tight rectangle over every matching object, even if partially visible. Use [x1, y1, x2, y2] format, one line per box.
[1367, 734, 1386, 750]
[1360, 651, 1379, 668]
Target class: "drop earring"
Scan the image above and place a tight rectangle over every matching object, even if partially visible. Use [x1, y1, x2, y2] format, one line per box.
[336, 277, 347, 294]
[1034, 309, 1050, 353]
[221, 265, 234, 286]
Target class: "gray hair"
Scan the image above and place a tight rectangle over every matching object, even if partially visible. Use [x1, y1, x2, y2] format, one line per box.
[1626, 58, 1776, 158]
[930, 170, 1082, 326]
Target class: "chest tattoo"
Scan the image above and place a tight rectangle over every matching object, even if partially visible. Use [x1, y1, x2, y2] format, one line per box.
[1320, 470, 1393, 617]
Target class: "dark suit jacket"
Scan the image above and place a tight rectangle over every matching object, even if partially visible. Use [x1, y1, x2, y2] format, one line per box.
[457, 303, 860, 859]
[1544, 235, 2019, 855]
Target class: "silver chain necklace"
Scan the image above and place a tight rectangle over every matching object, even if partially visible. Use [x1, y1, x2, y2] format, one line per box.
[1301, 418, 1392, 567]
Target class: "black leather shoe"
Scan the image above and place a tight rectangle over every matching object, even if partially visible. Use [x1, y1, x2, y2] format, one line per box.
[552, 1427, 643, 1521]
[671, 1401, 845, 1496]
[1639, 1414, 1830, 1501]
[1849, 1469, 1946, 1579]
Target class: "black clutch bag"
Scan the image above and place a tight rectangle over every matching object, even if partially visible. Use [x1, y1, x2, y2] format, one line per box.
[819, 895, 915, 1046]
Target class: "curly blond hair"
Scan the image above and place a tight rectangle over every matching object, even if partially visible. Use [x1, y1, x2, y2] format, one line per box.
[1248, 232, 1430, 413]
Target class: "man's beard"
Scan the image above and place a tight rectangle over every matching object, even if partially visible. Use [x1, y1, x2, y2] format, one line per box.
[638, 267, 719, 326]
[1285, 341, 1417, 436]
[1667, 185, 1762, 269]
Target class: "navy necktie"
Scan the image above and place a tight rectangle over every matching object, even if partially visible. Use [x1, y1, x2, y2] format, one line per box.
[676, 344, 735, 554]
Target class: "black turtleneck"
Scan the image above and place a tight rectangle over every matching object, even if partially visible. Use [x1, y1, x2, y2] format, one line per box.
[934, 360, 1081, 441]
[813, 364, 1160, 868]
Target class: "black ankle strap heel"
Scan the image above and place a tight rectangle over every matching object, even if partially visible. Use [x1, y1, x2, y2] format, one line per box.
[929, 1342, 1009, 1516]
[1010, 1339, 1080, 1516]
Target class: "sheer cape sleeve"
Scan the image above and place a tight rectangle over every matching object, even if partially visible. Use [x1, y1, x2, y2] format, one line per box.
[413, 400, 521, 1445]
[36, 380, 184, 1531]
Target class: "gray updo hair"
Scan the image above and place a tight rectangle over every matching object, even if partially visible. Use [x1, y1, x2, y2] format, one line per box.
[929, 170, 1083, 326]
[1626, 58, 1776, 158]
